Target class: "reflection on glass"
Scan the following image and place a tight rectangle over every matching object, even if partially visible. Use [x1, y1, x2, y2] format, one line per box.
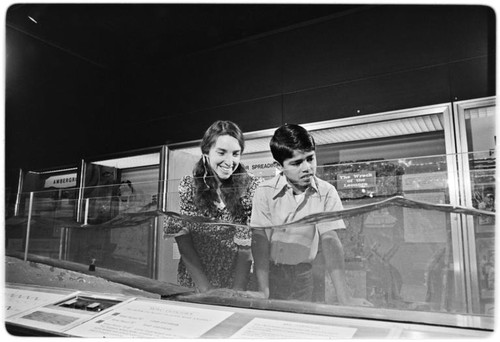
[5, 178, 161, 278]
[163, 155, 494, 318]
[166, 189, 490, 317]
[315, 157, 452, 310]
[5, 189, 79, 258]
[68, 181, 160, 277]
[5, 154, 495, 321]
[468, 151, 495, 315]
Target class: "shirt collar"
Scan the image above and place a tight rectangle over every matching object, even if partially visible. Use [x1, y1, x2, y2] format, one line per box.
[272, 172, 321, 198]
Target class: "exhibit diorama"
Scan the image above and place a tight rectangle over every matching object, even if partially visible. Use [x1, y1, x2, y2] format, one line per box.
[4, 3, 496, 338]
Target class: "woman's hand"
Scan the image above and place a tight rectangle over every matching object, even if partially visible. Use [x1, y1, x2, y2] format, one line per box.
[196, 284, 214, 293]
[341, 297, 374, 307]
[175, 234, 212, 292]
[235, 291, 268, 299]
[232, 246, 252, 290]
[200, 289, 267, 299]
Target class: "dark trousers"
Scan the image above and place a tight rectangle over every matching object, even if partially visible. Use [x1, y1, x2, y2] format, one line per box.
[269, 262, 313, 301]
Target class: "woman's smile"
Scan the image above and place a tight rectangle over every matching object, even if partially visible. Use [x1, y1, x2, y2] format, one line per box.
[207, 135, 242, 180]
[217, 163, 235, 175]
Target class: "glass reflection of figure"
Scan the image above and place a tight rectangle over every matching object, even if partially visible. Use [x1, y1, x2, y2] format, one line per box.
[250, 124, 372, 306]
[424, 247, 455, 311]
[117, 180, 149, 212]
[164, 121, 262, 292]
[479, 193, 495, 211]
[481, 252, 495, 291]
[478, 190, 495, 225]
[118, 180, 135, 211]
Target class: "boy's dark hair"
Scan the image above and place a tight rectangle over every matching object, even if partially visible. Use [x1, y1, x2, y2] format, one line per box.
[270, 124, 316, 165]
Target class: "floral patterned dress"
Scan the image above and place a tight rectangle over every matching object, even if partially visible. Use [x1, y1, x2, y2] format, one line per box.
[164, 174, 262, 289]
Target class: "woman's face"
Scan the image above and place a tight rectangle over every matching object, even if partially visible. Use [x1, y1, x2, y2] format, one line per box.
[206, 135, 242, 180]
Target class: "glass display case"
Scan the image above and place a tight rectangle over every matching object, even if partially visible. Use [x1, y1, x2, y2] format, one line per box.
[69, 153, 162, 277]
[5, 168, 80, 260]
[6, 151, 163, 278]
[5, 99, 495, 335]
[159, 100, 494, 325]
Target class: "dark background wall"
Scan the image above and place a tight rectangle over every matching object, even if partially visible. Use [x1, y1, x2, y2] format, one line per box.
[4, 5, 496, 193]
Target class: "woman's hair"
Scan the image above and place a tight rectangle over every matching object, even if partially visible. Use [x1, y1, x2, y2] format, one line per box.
[199, 120, 245, 155]
[270, 123, 315, 165]
[192, 120, 250, 219]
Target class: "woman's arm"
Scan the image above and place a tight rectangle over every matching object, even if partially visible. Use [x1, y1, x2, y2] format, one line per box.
[175, 234, 213, 293]
[247, 182, 272, 298]
[232, 246, 252, 290]
[171, 176, 213, 292]
[251, 231, 270, 298]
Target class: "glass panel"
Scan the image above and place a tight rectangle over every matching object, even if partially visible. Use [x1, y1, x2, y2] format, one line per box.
[160, 149, 211, 282]
[5, 188, 80, 258]
[468, 150, 495, 316]
[5, 192, 31, 255]
[66, 176, 160, 277]
[462, 105, 495, 316]
[6, 155, 162, 278]
[64, 156, 161, 277]
[315, 159, 454, 311]
[5, 169, 80, 258]
[8, 152, 494, 325]
[161, 154, 493, 323]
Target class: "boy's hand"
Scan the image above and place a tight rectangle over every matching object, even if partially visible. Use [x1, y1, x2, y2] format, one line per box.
[236, 291, 268, 299]
[198, 289, 268, 299]
[342, 297, 374, 307]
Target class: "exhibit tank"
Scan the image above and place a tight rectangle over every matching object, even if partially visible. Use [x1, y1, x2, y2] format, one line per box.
[5, 152, 495, 331]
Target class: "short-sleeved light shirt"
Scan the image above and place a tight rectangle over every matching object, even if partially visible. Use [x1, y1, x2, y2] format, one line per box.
[251, 173, 345, 265]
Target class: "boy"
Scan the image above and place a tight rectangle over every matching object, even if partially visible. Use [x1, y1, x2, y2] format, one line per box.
[250, 123, 371, 306]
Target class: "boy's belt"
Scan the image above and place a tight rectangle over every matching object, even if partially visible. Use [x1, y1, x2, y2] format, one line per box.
[269, 262, 312, 272]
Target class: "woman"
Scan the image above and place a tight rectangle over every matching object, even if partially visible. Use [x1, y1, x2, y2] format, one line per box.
[164, 120, 262, 292]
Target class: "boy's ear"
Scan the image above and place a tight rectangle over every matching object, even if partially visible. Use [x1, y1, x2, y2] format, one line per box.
[273, 161, 283, 171]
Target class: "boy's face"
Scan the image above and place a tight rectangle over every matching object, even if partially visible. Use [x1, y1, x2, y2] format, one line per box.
[278, 150, 317, 192]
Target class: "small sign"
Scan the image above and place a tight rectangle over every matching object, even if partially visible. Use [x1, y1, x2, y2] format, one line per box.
[337, 172, 376, 190]
[242, 157, 277, 177]
[44, 173, 78, 189]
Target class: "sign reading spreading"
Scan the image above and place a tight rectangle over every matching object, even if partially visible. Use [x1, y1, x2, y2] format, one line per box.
[242, 157, 277, 177]
[337, 172, 376, 190]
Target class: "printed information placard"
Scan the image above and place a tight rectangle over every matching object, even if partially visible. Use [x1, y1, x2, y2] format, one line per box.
[5, 288, 77, 318]
[65, 299, 234, 338]
[231, 318, 357, 339]
[6, 292, 131, 334]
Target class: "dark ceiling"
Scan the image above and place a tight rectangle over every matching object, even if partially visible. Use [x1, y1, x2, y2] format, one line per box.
[6, 3, 360, 69]
[5, 3, 364, 187]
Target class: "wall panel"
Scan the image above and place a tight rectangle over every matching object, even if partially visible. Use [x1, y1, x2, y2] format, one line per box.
[5, 5, 495, 176]
[281, 6, 453, 94]
[126, 95, 283, 146]
[450, 57, 495, 101]
[180, 36, 285, 113]
[283, 65, 451, 124]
